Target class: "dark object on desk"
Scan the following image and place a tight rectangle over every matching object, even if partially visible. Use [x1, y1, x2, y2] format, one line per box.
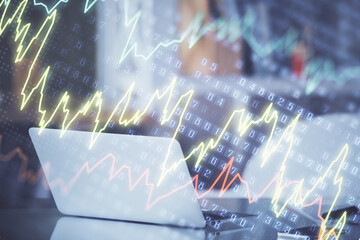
[321, 205, 358, 220]
[0, 208, 61, 240]
[202, 210, 256, 220]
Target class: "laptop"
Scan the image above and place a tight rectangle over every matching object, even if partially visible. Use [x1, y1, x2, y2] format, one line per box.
[29, 127, 254, 232]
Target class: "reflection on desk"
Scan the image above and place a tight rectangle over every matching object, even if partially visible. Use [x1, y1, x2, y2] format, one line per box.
[51, 217, 205, 240]
[52, 216, 278, 240]
[0, 208, 321, 240]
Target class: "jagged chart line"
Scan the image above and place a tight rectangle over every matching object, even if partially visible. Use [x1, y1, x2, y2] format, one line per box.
[0, 1, 348, 239]
[118, 0, 297, 66]
[0, 135, 47, 186]
[17, 0, 360, 94]
[117, 0, 360, 94]
[48, 143, 348, 240]
[0, 0, 192, 152]
[5, 0, 95, 14]
[47, 154, 296, 210]
[0, 0, 292, 184]
[159, 103, 291, 186]
[33, 0, 68, 13]
[33, 0, 97, 14]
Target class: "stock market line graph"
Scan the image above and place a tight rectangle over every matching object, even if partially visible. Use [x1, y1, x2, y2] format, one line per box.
[4, 0, 97, 13]
[1, 0, 360, 239]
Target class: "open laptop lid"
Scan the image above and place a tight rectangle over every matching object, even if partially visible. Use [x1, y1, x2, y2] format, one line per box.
[29, 128, 205, 228]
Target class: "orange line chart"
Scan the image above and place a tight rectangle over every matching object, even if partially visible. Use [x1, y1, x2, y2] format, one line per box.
[48, 145, 349, 240]
[0, 135, 47, 187]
